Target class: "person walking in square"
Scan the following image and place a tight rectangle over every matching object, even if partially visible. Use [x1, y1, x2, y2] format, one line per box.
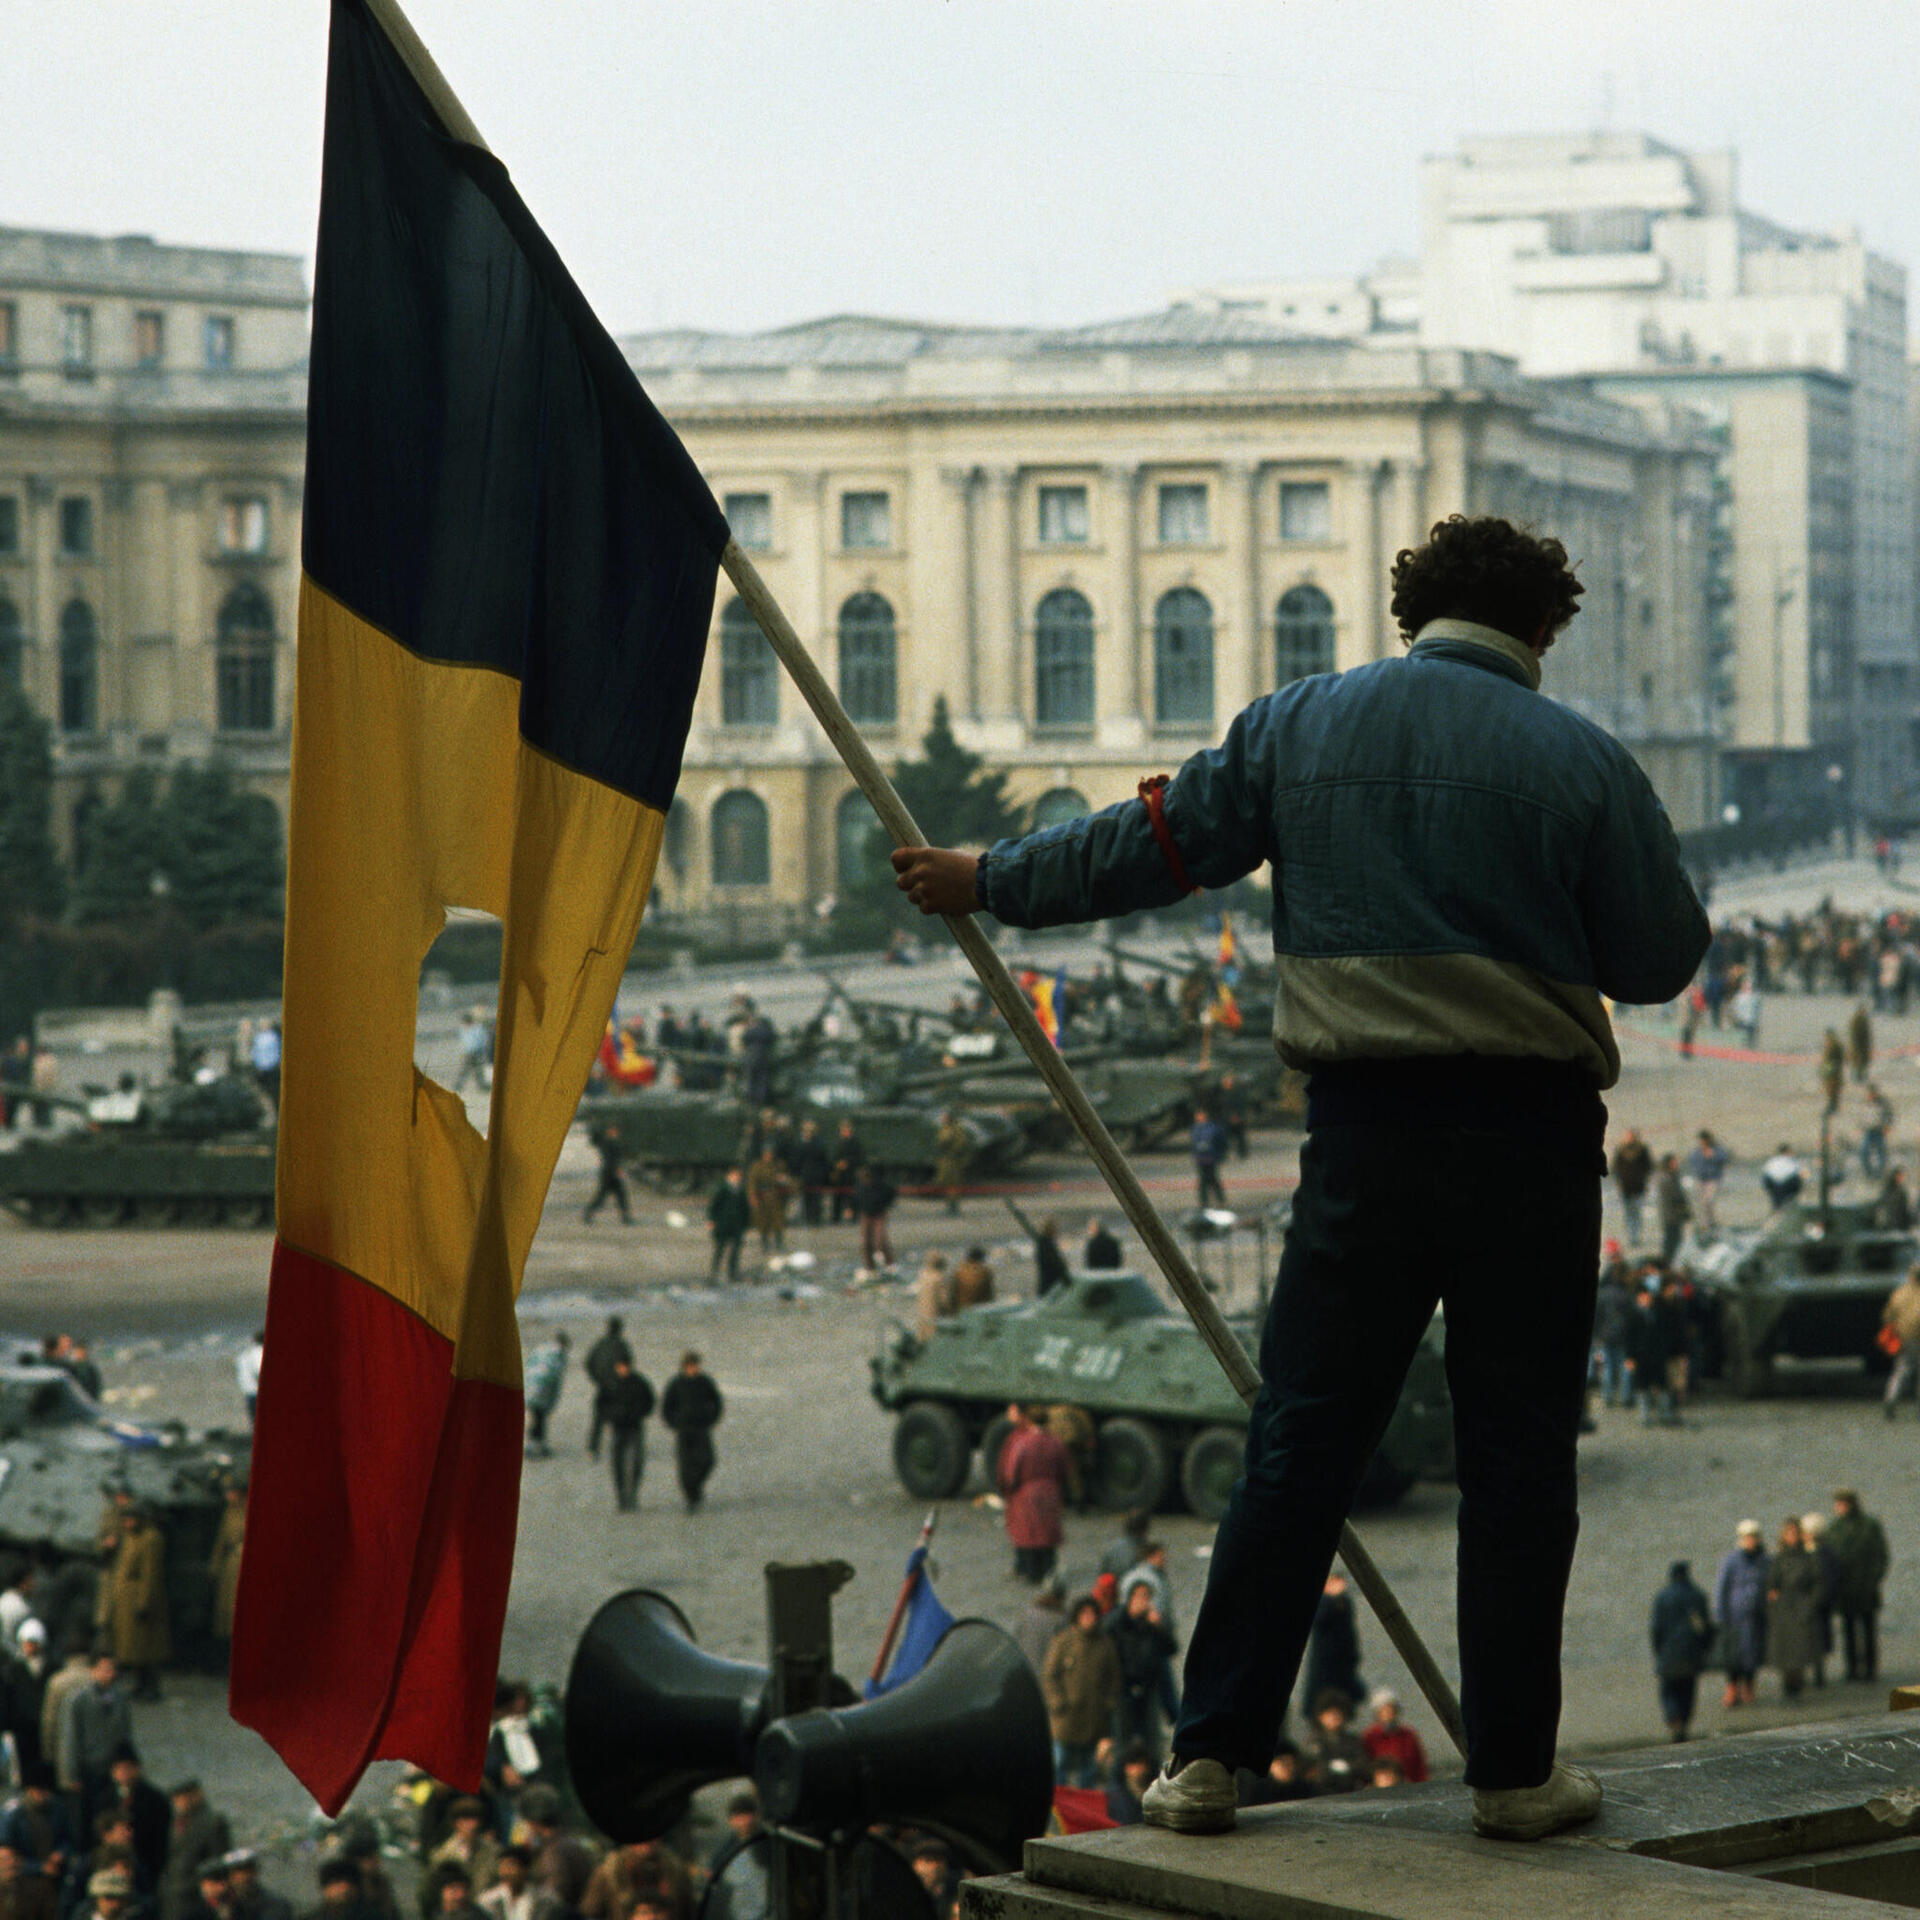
[707, 1169, 750, 1284]
[1610, 1129, 1652, 1247]
[583, 1317, 633, 1460]
[1825, 1489, 1890, 1682]
[891, 514, 1707, 1843]
[997, 1403, 1070, 1585]
[599, 1359, 654, 1513]
[582, 1125, 631, 1226]
[1189, 1109, 1228, 1209]
[1648, 1561, 1712, 1742]
[660, 1352, 723, 1512]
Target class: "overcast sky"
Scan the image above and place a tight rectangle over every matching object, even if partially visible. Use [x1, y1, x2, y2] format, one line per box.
[6, 1, 1917, 339]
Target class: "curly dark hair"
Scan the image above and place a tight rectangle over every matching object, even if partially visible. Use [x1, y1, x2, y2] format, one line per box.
[1389, 515, 1584, 650]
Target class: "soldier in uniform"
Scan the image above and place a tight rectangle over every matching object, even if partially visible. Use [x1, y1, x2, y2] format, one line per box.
[934, 1111, 971, 1216]
[99, 1511, 168, 1702]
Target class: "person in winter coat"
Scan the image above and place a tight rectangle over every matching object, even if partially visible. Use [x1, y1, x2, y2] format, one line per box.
[1610, 1131, 1653, 1247]
[1683, 1131, 1727, 1240]
[1760, 1145, 1804, 1212]
[1655, 1156, 1691, 1264]
[1032, 1219, 1070, 1297]
[1715, 1521, 1770, 1707]
[997, 1404, 1071, 1584]
[1648, 1560, 1713, 1741]
[1105, 1580, 1179, 1760]
[156, 1781, 233, 1920]
[598, 1359, 655, 1513]
[707, 1170, 751, 1284]
[660, 1353, 723, 1512]
[913, 1254, 952, 1343]
[1591, 1254, 1634, 1408]
[522, 1334, 569, 1460]
[745, 1147, 791, 1256]
[99, 1510, 169, 1698]
[1625, 1282, 1676, 1426]
[1767, 1517, 1823, 1698]
[826, 1122, 866, 1225]
[1040, 1598, 1121, 1788]
[582, 1318, 634, 1459]
[852, 1165, 897, 1276]
[1189, 1111, 1228, 1209]
[1359, 1689, 1429, 1783]
[788, 1118, 831, 1228]
[1826, 1489, 1891, 1682]
[207, 1485, 245, 1644]
[933, 1113, 971, 1216]
[949, 1248, 995, 1312]
[1298, 1691, 1369, 1796]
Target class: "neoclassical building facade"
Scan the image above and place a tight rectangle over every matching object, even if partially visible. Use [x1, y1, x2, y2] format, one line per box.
[0, 228, 307, 854]
[629, 314, 1720, 914]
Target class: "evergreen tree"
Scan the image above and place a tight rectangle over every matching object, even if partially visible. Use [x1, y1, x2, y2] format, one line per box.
[0, 674, 64, 928]
[840, 696, 1026, 914]
[66, 767, 172, 925]
[162, 762, 286, 927]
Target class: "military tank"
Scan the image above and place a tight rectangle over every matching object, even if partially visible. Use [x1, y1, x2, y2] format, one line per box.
[870, 1272, 1453, 1518]
[0, 1361, 250, 1669]
[1697, 1196, 1911, 1396]
[577, 1042, 1030, 1192]
[0, 1077, 275, 1228]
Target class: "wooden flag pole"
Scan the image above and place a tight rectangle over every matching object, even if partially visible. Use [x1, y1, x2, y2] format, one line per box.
[355, 0, 1468, 1766]
[722, 541, 1469, 1761]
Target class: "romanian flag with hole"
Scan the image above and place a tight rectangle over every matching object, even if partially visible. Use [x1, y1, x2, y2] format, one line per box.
[228, 0, 726, 1813]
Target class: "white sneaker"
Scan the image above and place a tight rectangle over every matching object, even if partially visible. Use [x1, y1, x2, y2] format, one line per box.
[1471, 1762, 1602, 1841]
[1141, 1756, 1237, 1834]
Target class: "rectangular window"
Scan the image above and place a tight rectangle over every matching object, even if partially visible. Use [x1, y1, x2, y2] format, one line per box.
[1038, 485, 1090, 545]
[1279, 481, 1332, 542]
[0, 301, 17, 368]
[0, 496, 18, 556]
[725, 491, 773, 550]
[204, 313, 235, 369]
[841, 490, 891, 550]
[1157, 483, 1209, 545]
[59, 496, 94, 558]
[62, 305, 93, 375]
[219, 496, 269, 554]
[134, 310, 165, 368]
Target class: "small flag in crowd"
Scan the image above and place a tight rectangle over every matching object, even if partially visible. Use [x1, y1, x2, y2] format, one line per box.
[865, 1538, 956, 1699]
[229, 0, 726, 1814]
[1217, 913, 1236, 970]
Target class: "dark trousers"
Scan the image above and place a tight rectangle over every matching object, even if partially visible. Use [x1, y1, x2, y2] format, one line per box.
[585, 1170, 630, 1223]
[676, 1430, 716, 1508]
[609, 1426, 644, 1509]
[1658, 1673, 1698, 1732]
[1196, 1164, 1226, 1208]
[710, 1231, 743, 1282]
[1172, 1118, 1600, 1791]
[1841, 1608, 1879, 1680]
[1013, 1545, 1057, 1583]
[801, 1188, 824, 1227]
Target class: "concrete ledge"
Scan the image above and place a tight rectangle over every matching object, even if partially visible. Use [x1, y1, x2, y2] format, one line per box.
[962, 1716, 1920, 1918]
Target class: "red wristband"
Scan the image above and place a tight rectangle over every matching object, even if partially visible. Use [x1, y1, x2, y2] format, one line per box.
[1138, 775, 1197, 895]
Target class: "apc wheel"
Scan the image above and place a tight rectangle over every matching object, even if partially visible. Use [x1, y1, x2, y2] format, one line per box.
[177, 1197, 227, 1227]
[893, 1402, 969, 1500]
[1093, 1417, 1170, 1513]
[239, 1196, 274, 1230]
[77, 1196, 128, 1228]
[24, 1196, 69, 1228]
[978, 1413, 1017, 1493]
[1179, 1427, 1244, 1523]
[132, 1197, 178, 1227]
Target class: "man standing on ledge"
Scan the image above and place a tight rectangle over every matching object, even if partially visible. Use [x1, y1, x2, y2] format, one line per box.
[892, 516, 1708, 1842]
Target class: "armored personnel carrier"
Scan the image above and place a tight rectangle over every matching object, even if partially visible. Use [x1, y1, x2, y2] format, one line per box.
[0, 1361, 250, 1669]
[0, 1077, 274, 1228]
[1697, 1197, 1910, 1396]
[870, 1272, 1452, 1517]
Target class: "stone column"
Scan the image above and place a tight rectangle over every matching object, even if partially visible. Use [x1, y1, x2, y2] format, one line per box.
[1100, 463, 1144, 745]
[939, 464, 980, 721]
[166, 480, 210, 754]
[1221, 460, 1263, 707]
[1347, 459, 1384, 663]
[975, 466, 1021, 743]
[24, 476, 55, 720]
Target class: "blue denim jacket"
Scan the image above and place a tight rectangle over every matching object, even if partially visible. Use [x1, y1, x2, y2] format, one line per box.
[976, 620, 1709, 1088]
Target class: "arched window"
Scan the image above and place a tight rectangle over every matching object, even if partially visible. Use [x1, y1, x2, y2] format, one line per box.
[838, 592, 897, 726]
[1030, 787, 1090, 832]
[719, 597, 777, 727]
[216, 582, 276, 733]
[711, 789, 770, 887]
[836, 788, 882, 890]
[1034, 588, 1094, 730]
[1154, 587, 1213, 729]
[0, 597, 21, 687]
[1275, 584, 1336, 685]
[59, 599, 98, 733]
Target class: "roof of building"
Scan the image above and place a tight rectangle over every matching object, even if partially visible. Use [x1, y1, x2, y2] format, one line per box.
[0, 228, 307, 304]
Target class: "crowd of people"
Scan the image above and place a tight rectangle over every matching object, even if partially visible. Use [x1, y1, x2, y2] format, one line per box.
[1649, 1491, 1893, 1742]
[1700, 904, 1920, 1014]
